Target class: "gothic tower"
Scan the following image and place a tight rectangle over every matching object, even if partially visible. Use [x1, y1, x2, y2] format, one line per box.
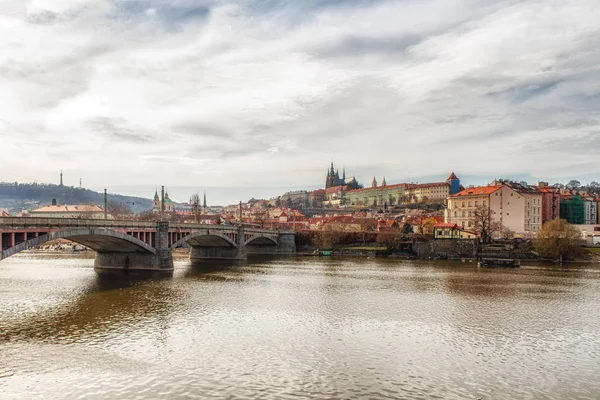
[326, 161, 336, 189]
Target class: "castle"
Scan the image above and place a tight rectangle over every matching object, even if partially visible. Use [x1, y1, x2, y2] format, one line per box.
[325, 162, 360, 189]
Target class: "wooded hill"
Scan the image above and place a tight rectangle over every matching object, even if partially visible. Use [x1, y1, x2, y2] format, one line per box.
[0, 182, 152, 214]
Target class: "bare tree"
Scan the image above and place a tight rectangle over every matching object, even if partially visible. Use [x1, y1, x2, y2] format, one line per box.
[473, 205, 501, 243]
[107, 201, 132, 219]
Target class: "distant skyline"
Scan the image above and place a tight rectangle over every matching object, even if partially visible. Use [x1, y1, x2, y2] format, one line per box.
[3, 168, 596, 207]
[1, 0, 599, 190]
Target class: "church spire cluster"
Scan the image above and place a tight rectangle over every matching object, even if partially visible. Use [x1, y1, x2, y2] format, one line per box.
[325, 161, 360, 189]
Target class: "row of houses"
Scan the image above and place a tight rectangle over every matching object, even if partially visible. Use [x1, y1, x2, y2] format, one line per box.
[444, 180, 599, 237]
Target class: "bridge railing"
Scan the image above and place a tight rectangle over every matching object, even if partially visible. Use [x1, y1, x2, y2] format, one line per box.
[169, 223, 291, 234]
[0, 217, 295, 234]
[0, 217, 156, 229]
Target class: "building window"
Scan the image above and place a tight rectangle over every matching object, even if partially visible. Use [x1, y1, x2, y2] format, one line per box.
[462, 211, 465, 217]
[475, 201, 479, 207]
[483, 200, 487, 206]
[468, 201, 472, 207]
[454, 211, 457, 217]
[468, 211, 472, 217]
[462, 201, 465, 207]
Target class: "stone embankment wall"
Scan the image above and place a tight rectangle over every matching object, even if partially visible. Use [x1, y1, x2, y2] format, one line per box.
[412, 239, 478, 259]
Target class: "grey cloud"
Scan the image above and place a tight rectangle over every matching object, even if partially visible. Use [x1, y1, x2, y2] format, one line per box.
[26, 10, 59, 25]
[172, 122, 235, 139]
[88, 118, 152, 143]
[316, 34, 422, 59]
[524, 132, 600, 153]
[486, 80, 562, 103]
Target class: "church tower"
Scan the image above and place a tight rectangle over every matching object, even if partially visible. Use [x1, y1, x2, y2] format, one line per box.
[371, 176, 377, 188]
[153, 190, 160, 212]
[203, 192, 207, 210]
[326, 161, 336, 189]
[446, 172, 461, 195]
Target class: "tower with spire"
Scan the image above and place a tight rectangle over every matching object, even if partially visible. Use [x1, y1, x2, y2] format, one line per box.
[371, 176, 377, 188]
[325, 161, 360, 189]
[446, 172, 461, 195]
[59, 170, 63, 187]
[203, 192, 207, 210]
[153, 189, 160, 211]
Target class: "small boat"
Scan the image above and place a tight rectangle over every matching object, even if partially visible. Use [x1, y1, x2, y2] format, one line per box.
[478, 258, 520, 268]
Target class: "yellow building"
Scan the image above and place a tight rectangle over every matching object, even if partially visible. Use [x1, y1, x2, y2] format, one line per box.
[345, 178, 405, 208]
[434, 223, 477, 239]
[404, 182, 450, 203]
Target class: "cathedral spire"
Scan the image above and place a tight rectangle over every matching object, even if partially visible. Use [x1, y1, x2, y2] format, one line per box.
[203, 192, 207, 209]
[371, 176, 377, 188]
[382, 177, 387, 187]
[342, 167, 346, 180]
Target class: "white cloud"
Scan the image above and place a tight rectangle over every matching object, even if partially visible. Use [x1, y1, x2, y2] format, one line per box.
[1, 0, 599, 197]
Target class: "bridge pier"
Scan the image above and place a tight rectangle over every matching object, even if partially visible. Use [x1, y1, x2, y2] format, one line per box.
[94, 222, 173, 272]
[94, 252, 165, 270]
[189, 226, 246, 261]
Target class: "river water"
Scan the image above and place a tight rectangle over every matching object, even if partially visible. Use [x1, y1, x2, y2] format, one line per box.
[1, 254, 599, 399]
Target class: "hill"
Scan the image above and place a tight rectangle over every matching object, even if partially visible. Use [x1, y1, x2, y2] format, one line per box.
[0, 182, 153, 214]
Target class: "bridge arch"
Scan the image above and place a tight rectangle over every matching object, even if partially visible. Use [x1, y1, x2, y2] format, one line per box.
[244, 234, 278, 246]
[1, 228, 156, 261]
[170, 231, 237, 250]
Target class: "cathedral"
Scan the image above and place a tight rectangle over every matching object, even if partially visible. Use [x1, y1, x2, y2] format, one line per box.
[325, 162, 361, 189]
[153, 190, 175, 213]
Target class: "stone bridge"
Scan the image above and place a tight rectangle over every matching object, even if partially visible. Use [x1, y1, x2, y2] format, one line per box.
[0, 217, 296, 271]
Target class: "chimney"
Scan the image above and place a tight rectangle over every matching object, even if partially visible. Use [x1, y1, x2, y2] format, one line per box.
[52, 198, 57, 206]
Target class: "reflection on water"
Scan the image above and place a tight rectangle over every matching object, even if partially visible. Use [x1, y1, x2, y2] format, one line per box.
[1, 254, 600, 399]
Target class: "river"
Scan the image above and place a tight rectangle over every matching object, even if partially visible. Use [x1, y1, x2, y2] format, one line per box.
[1, 254, 599, 399]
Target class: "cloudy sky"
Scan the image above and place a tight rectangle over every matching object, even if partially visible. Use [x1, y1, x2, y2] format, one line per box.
[1, 0, 599, 202]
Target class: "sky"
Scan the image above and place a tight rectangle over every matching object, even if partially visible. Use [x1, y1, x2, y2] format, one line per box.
[1, 0, 600, 204]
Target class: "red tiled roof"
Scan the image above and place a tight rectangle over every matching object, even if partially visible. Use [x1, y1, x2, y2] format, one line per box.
[451, 186, 502, 197]
[325, 185, 349, 194]
[434, 223, 458, 228]
[31, 204, 104, 213]
[347, 181, 449, 194]
[406, 182, 449, 189]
